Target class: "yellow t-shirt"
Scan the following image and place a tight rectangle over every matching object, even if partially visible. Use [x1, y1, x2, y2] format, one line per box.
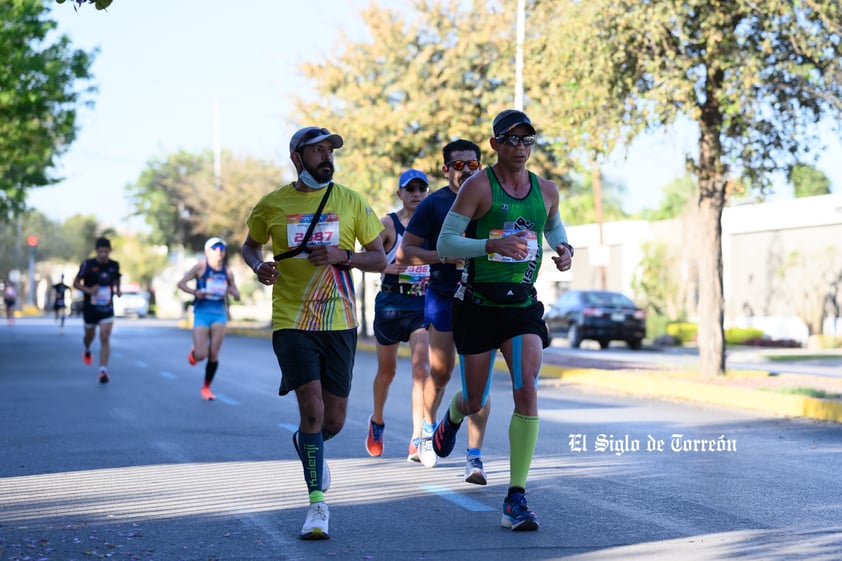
[246, 182, 383, 331]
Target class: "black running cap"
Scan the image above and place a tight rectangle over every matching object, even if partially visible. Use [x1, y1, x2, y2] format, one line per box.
[492, 109, 536, 136]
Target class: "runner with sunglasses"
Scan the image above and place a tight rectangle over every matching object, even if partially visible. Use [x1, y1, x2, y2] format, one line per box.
[397, 139, 491, 484]
[366, 169, 431, 461]
[433, 109, 574, 531]
[177, 237, 241, 400]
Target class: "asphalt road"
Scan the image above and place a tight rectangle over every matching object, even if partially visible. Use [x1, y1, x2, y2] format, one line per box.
[2, 318, 841, 561]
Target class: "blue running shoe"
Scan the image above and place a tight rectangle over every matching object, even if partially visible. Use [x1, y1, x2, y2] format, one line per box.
[501, 492, 539, 531]
[432, 411, 462, 458]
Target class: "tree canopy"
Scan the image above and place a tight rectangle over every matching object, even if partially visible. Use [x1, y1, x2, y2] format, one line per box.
[0, 0, 96, 219]
[532, 0, 842, 376]
[125, 150, 284, 253]
[789, 164, 832, 198]
[293, 0, 574, 216]
[54, 0, 112, 11]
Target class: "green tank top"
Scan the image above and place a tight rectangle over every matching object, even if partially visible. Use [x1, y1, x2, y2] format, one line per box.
[463, 167, 546, 307]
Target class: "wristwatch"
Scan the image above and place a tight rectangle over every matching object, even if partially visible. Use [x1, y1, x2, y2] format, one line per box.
[336, 249, 353, 271]
[561, 243, 575, 258]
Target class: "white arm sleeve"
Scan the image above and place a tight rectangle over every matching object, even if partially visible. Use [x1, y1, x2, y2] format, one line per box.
[437, 211, 488, 259]
[544, 211, 569, 248]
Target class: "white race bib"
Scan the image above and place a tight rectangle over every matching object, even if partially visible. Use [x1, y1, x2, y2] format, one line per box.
[95, 286, 111, 306]
[487, 229, 538, 262]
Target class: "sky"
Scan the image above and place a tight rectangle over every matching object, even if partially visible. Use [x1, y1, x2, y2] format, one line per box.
[28, 1, 842, 229]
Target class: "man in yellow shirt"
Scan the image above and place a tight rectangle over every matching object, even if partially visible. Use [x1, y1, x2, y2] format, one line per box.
[242, 126, 386, 541]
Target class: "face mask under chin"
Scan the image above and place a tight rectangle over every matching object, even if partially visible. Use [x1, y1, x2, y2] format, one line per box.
[299, 169, 332, 190]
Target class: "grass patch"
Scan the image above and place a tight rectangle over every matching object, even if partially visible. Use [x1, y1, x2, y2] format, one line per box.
[773, 387, 842, 399]
[766, 354, 841, 362]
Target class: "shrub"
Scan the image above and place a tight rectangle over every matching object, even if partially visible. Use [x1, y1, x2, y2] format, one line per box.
[724, 327, 764, 345]
[741, 337, 802, 348]
[646, 313, 671, 341]
[811, 335, 842, 349]
[666, 322, 697, 344]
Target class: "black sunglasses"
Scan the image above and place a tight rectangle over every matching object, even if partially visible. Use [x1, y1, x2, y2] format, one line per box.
[402, 184, 428, 194]
[495, 134, 536, 146]
[446, 159, 481, 171]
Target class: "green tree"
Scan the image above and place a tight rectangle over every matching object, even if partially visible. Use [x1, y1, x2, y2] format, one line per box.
[632, 240, 688, 321]
[58, 213, 101, 263]
[641, 174, 698, 222]
[560, 165, 627, 226]
[113, 234, 168, 290]
[55, 0, 112, 10]
[789, 164, 831, 198]
[0, 210, 99, 285]
[126, 151, 211, 251]
[126, 150, 283, 253]
[0, 0, 96, 219]
[292, 0, 573, 216]
[533, 0, 842, 376]
[778, 247, 842, 336]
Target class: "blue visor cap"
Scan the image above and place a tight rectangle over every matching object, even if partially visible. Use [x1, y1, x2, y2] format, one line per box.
[399, 169, 429, 188]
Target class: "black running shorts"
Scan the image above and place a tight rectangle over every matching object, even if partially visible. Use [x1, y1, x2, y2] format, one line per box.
[452, 297, 549, 355]
[272, 328, 356, 398]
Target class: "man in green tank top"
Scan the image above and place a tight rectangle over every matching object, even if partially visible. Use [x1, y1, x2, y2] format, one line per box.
[434, 109, 574, 531]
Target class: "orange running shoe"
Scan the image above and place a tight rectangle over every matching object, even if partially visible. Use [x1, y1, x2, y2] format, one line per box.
[407, 438, 421, 463]
[365, 414, 384, 457]
[83, 350, 93, 366]
[201, 386, 215, 400]
[187, 348, 198, 366]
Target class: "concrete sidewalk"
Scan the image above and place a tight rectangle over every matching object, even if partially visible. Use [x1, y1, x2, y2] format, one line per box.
[354, 338, 842, 425]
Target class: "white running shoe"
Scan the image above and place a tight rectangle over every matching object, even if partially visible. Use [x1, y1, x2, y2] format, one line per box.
[464, 456, 487, 485]
[407, 438, 421, 463]
[300, 502, 330, 540]
[419, 435, 438, 468]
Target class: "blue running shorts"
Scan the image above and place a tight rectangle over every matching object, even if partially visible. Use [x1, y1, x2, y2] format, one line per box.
[424, 289, 454, 333]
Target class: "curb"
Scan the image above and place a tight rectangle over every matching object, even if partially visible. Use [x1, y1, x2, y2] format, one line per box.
[227, 327, 842, 425]
[541, 366, 842, 424]
[358, 341, 842, 425]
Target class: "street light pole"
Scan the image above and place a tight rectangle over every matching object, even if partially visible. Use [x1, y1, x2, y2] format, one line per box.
[515, 0, 525, 110]
[27, 235, 38, 307]
[213, 99, 222, 191]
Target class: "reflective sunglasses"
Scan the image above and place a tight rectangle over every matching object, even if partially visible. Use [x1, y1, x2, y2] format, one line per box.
[402, 184, 428, 194]
[210, 243, 226, 251]
[495, 134, 536, 146]
[446, 159, 481, 171]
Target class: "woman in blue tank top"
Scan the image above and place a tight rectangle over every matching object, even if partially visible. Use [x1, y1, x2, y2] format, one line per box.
[177, 237, 241, 400]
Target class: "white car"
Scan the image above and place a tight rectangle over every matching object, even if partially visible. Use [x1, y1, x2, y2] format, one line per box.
[113, 289, 150, 318]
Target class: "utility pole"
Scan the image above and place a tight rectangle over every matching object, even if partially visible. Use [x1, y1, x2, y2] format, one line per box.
[27, 235, 37, 307]
[592, 162, 607, 290]
[213, 99, 222, 191]
[515, 0, 525, 110]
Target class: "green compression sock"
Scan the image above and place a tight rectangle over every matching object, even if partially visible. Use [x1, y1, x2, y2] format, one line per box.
[509, 412, 539, 490]
[449, 392, 465, 424]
